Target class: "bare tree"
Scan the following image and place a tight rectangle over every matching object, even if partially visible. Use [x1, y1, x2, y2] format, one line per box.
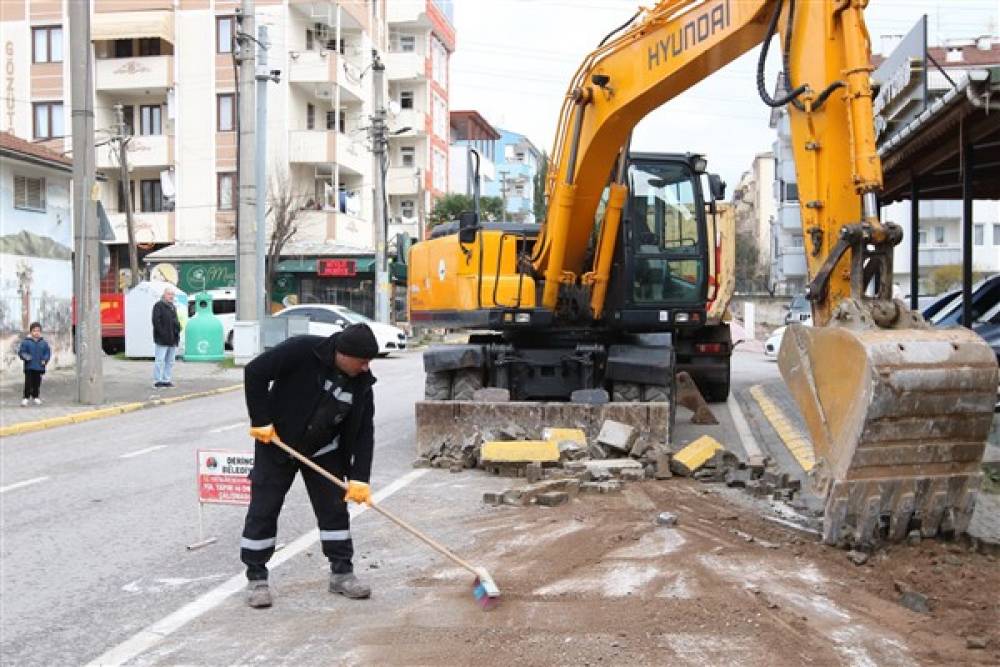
[265, 172, 309, 308]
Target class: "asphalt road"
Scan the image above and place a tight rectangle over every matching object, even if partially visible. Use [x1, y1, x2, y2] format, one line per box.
[0, 350, 427, 666]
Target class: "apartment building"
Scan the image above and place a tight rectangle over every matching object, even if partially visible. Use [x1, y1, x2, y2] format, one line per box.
[731, 151, 776, 291]
[448, 109, 498, 198]
[483, 128, 541, 224]
[384, 0, 453, 242]
[0, 0, 399, 316]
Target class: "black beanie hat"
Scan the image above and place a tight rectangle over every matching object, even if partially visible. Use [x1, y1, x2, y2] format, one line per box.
[335, 323, 379, 359]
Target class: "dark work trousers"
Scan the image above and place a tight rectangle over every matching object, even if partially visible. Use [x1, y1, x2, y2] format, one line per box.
[241, 439, 353, 581]
[23, 370, 42, 399]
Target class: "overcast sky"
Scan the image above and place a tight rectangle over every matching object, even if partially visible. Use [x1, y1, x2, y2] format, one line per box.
[449, 0, 999, 189]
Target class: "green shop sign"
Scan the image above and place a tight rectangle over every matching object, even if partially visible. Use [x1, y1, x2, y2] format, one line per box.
[178, 261, 237, 293]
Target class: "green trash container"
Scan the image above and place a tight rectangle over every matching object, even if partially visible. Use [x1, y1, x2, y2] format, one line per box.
[185, 291, 226, 362]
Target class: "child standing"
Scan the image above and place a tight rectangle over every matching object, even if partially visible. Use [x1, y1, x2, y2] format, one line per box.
[17, 322, 51, 406]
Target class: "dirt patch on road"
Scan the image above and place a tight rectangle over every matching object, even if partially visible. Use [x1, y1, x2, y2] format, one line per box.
[354, 479, 1000, 666]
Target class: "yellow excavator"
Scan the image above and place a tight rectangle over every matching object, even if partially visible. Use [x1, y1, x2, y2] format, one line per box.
[409, 0, 997, 546]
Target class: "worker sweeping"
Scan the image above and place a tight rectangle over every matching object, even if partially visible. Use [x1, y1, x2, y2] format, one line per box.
[240, 323, 380, 609]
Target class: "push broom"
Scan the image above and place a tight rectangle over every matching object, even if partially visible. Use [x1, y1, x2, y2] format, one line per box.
[269, 435, 501, 609]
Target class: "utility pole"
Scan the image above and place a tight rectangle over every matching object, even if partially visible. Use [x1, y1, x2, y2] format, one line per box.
[415, 166, 425, 242]
[254, 25, 274, 328]
[499, 170, 509, 223]
[235, 0, 256, 321]
[113, 104, 139, 288]
[70, 0, 103, 404]
[369, 50, 390, 323]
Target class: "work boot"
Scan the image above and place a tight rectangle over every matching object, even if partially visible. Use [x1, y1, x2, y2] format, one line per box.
[329, 572, 371, 599]
[246, 581, 272, 608]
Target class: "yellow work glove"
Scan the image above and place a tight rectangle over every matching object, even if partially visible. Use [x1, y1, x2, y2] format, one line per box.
[249, 424, 276, 443]
[344, 480, 371, 505]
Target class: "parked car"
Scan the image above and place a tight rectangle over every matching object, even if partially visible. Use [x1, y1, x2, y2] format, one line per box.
[188, 288, 237, 349]
[784, 294, 812, 325]
[764, 317, 812, 361]
[273, 304, 407, 356]
[927, 275, 1000, 327]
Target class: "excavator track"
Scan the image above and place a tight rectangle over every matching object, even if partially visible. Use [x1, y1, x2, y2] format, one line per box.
[779, 316, 997, 547]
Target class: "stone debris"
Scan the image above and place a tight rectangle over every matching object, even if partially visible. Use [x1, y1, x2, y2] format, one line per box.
[899, 590, 930, 614]
[596, 420, 639, 453]
[847, 550, 869, 566]
[655, 512, 678, 527]
[965, 637, 987, 650]
[580, 480, 623, 494]
[537, 491, 570, 507]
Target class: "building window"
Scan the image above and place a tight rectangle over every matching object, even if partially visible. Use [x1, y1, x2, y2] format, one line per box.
[791, 234, 804, 247]
[784, 181, 799, 202]
[114, 39, 133, 58]
[400, 200, 415, 218]
[13, 175, 46, 212]
[32, 26, 62, 63]
[514, 183, 525, 197]
[140, 179, 164, 213]
[934, 225, 945, 244]
[430, 36, 447, 87]
[217, 17, 234, 54]
[994, 224, 1000, 246]
[399, 35, 416, 52]
[305, 29, 314, 51]
[120, 105, 135, 136]
[218, 173, 236, 210]
[974, 224, 984, 246]
[139, 105, 162, 135]
[326, 110, 337, 131]
[432, 148, 446, 191]
[337, 108, 346, 133]
[432, 93, 447, 139]
[138, 38, 161, 56]
[307, 103, 316, 130]
[400, 90, 414, 110]
[400, 146, 415, 168]
[32, 101, 64, 139]
[918, 229, 927, 246]
[217, 94, 235, 132]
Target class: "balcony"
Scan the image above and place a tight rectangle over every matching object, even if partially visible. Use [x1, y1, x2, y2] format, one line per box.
[777, 246, 807, 277]
[287, 50, 366, 102]
[387, 166, 419, 196]
[393, 109, 428, 135]
[96, 135, 172, 170]
[96, 56, 173, 92]
[289, 130, 337, 164]
[385, 51, 426, 81]
[106, 211, 174, 244]
[504, 196, 531, 213]
[336, 137, 368, 175]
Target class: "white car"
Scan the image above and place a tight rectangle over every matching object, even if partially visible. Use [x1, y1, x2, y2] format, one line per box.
[764, 317, 812, 360]
[273, 304, 407, 356]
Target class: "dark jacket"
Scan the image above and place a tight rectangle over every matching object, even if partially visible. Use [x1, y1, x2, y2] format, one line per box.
[18, 336, 51, 373]
[152, 299, 181, 346]
[244, 333, 376, 483]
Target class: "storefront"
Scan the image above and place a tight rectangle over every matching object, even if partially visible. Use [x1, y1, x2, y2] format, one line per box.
[142, 241, 375, 315]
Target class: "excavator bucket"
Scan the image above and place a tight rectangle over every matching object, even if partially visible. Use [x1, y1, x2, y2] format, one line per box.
[779, 321, 998, 547]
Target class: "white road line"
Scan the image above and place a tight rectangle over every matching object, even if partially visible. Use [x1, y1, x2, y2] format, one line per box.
[727, 393, 765, 464]
[85, 467, 430, 667]
[0, 475, 50, 494]
[208, 422, 245, 434]
[118, 445, 168, 459]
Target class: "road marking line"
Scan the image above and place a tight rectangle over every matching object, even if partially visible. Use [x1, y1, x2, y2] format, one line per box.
[119, 445, 168, 459]
[726, 392, 765, 466]
[749, 384, 816, 472]
[208, 422, 245, 434]
[0, 475, 50, 494]
[85, 468, 429, 667]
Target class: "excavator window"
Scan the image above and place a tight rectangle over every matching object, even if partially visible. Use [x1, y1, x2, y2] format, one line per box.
[627, 161, 704, 305]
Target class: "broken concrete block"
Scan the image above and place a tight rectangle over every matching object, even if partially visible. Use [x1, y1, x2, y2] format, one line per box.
[597, 420, 639, 453]
[472, 387, 511, 402]
[498, 424, 528, 441]
[584, 459, 644, 478]
[570, 388, 610, 405]
[557, 440, 587, 461]
[588, 442, 609, 460]
[966, 637, 987, 650]
[675, 371, 719, 424]
[526, 462, 544, 483]
[907, 530, 922, 546]
[449, 464, 464, 473]
[580, 480, 623, 494]
[725, 468, 751, 488]
[502, 489, 525, 506]
[482, 492, 504, 506]
[629, 438, 652, 459]
[899, 591, 930, 613]
[655, 512, 678, 527]
[543, 427, 587, 446]
[481, 440, 560, 463]
[654, 453, 673, 479]
[671, 435, 725, 476]
[620, 468, 645, 482]
[847, 550, 869, 566]
[412, 457, 431, 468]
[536, 491, 570, 507]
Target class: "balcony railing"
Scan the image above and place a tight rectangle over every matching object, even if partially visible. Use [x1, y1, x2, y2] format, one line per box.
[289, 130, 337, 164]
[96, 135, 172, 170]
[96, 56, 173, 92]
[385, 51, 425, 81]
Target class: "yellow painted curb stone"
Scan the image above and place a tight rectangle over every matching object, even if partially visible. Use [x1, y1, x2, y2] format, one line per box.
[673, 435, 724, 473]
[481, 440, 560, 463]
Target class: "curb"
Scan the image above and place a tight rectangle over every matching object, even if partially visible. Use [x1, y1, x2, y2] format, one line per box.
[748, 384, 816, 472]
[0, 384, 244, 438]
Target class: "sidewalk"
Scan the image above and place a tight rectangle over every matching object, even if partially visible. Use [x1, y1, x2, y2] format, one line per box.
[0, 355, 243, 433]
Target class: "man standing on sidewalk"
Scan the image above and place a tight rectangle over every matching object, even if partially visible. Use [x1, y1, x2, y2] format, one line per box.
[151, 287, 181, 389]
[240, 323, 380, 609]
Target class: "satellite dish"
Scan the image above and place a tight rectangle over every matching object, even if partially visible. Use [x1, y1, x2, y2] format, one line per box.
[387, 100, 401, 116]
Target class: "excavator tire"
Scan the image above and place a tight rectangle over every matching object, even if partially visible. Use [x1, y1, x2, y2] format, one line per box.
[779, 321, 997, 547]
[613, 382, 641, 402]
[451, 368, 484, 401]
[425, 371, 452, 400]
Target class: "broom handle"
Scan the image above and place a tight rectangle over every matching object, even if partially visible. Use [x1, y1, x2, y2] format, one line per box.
[269, 436, 481, 576]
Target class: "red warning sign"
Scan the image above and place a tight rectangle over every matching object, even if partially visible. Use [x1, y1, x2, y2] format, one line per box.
[197, 449, 253, 505]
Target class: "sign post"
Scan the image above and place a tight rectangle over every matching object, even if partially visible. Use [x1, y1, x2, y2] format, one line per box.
[187, 449, 254, 550]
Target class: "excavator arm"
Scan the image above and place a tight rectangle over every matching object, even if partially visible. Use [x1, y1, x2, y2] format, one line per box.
[532, 0, 997, 546]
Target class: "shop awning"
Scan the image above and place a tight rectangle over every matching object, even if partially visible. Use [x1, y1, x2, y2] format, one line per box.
[92, 11, 175, 44]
